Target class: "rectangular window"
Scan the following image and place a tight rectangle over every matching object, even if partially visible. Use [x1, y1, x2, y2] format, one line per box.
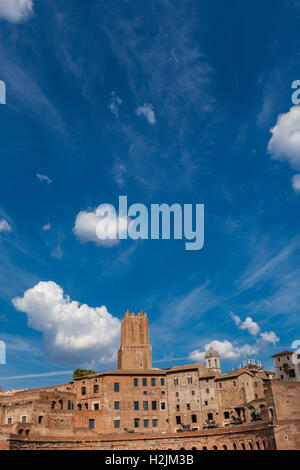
[188, 376, 193, 384]
[143, 401, 148, 411]
[81, 386, 86, 396]
[176, 416, 181, 425]
[133, 378, 138, 387]
[114, 382, 120, 392]
[208, 413, 213, 420]
[187, 404, 190, 410]
[93, 403, 100, 410]
[160, 401, 166, 410]
[192, 414, 197, 423]
[114, 420, 120, 429]
[94, 384, 99, 394]
[206, 388, 209, 394]
[134, 418, 140, 428]
[38, 416, 43, 424]
[114, 401, 120, 410]
[176, 404, 180, 411]
[21, 416, 27, 423]
[174, 378, 178, 385]
[152, 419, 158, 427]
[144, 419, 149, 428]
[152, 401, 157, 410]
[142, 378, 147, 387]
[204, 401, 208, 406]
[89, 419, 95, 429]
[219, 383, 222, 389]
[151, 378, 156, 386]
[134, 401, 139, 411]
[7, 417, 12, 424]
[160, 378, 165, 386]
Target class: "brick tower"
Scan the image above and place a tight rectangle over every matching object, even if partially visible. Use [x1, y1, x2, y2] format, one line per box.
[117, 310, 152, 370]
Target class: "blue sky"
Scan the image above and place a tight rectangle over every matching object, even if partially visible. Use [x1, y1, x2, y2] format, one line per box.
[0, 0, 300, 390]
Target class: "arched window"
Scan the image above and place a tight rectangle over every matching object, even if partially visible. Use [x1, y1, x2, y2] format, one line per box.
[241, 443, 246, 450]
[202, 446, 207, 451]
[249, 442, 253, 450]
[77, 403, 82, 411]
[191, 447, 197, 450]
[81, 386, 86, 396]
[58, 399, 63, 410]
[256, 441, 260, 450]
[18, 429, 24, 436]
[213, 445, 218, 450]
[262, 441, 266, 450]
[51, 401, 56, 409]
[223, 444, 227, 450]
[233, 443, 237, 450]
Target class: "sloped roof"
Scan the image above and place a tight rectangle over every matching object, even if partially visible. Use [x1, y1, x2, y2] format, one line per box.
[271, 350, 293, 357]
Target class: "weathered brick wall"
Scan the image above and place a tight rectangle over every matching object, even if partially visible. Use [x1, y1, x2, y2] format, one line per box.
[5, 422, 276, 450]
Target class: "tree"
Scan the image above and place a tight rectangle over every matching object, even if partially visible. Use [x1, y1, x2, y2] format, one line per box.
[282, 363, 290, 375]
[73, 368, 96, 379]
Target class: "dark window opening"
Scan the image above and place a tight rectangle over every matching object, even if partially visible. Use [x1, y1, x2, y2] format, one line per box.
[89, 419, 95, 429]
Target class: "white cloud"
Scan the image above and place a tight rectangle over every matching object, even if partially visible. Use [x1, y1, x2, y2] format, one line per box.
[42, 223, 51, 231]
[0, 0, 33, 23]
[190, 340, 258, 361]
[267, 106, 300, 191]
[292, 174, 300, 193]
[259, 331, 280, 345]
[136, 103, 156, 125]
[230, 312, 279, 346]
[231, 313, 260, 336]
[12, 281, 121, 365]
[0, 218, 12, 233]
[37, 173, 52, 184]
[73, 204, 129, 247]
[108, 91, 122, 117]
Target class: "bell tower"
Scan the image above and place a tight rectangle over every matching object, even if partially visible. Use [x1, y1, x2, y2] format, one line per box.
[205, 346, 221, 374]
[117, 310, 152, 370]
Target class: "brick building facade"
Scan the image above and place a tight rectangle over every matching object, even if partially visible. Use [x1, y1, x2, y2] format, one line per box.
[0, 311, 299, 450]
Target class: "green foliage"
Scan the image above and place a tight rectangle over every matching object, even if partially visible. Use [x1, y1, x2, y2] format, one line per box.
[282, 363, 290, 374]
[73, 368, 96, 379]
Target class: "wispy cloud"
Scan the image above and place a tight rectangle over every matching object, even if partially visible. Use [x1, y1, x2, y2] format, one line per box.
[108, 91, 123, 117]
[37, 173, 52, 184]
[237, 237, 299, 291]
[0, 219, 12, 233]
[0, 370, 73, 381]
[102, 1, 213, 127]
